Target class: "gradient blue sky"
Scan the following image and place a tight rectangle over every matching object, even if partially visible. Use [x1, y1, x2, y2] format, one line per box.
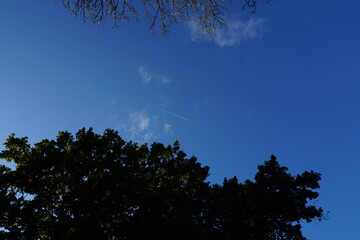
[1, 0, 360, 239]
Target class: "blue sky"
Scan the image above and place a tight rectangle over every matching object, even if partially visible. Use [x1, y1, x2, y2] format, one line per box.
[1, 0, 360, 239]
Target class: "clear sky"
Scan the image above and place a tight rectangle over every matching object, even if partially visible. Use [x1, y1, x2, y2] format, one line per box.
[1, 0, 360, 239]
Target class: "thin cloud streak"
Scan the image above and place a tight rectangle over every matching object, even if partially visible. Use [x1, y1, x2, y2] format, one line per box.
[159, 108, 191, 122]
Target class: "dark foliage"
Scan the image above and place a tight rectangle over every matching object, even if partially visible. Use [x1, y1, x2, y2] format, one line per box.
[0, 128, 323, 239]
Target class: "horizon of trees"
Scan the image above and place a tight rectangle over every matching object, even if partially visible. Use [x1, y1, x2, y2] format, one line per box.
[0, 128, 324, 239]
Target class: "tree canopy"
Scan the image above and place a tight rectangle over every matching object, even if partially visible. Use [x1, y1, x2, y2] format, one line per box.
[60, 0, 272, 35]
[0, 128, 323, 239]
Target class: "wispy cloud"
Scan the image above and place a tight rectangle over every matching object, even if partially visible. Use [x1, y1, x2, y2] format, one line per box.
[190, 17, 266, 48]
[138, 66, 172, 84]
[158, 76, 171, 84]
[110, 108, 181, 141]
[129, 111, 150, 132]
[143, 132, 154, 141]
[163, 122, 172, 134]
[138, 66, 152, 83]
[122, 111, 155, 141]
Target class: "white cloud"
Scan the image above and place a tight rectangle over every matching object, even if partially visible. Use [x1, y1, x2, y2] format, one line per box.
[127, 111, 151, 139]
[143, 132, 154, 141]
[163, 123, 172, 134]
[190, 17, 266, 48]
[138, 66, 152, 83]
[138, 66, 171, 84]
[129, 111, 150, 132]
[158, 76, 171, 84]
[110, 109, 180, 142]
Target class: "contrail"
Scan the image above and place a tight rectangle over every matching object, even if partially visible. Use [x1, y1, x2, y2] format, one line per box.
[158, 108, 191, 122]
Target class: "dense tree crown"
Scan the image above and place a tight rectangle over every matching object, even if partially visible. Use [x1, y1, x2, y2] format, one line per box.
[0, 128, 323, 239]
[60, 0, 272, 34]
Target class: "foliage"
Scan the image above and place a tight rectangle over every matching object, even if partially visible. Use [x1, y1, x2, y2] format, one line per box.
[60, 0, 272, 35]
[0, 128, 323, 239]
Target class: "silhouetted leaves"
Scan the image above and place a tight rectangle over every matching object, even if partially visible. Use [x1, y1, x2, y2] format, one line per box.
[0, 128, 323, 239]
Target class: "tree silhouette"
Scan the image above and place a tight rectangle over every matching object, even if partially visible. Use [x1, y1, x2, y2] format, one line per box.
[0, 128, 323, 239]
[60, 0, 273, 35]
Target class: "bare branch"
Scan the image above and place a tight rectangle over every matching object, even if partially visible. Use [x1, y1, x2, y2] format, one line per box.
[60, 0, 270, 35]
